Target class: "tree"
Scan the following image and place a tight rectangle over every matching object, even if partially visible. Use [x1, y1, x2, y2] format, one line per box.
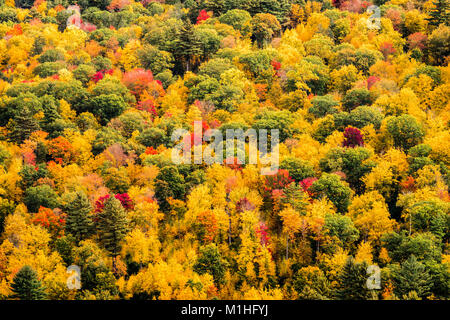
[90, 94, 127, 125]
[24, 185, 60, 213]
[342, 88, 376, 112]
[386, 115, 425, 150]
[426, 0, 450, 27]
[64, 191, 95, 243]
[309, 95, 339, 118]
[10, 265, 46, 300]
[174, 19, 202, 72]
[310, 173, 353, 213]
[392, 255, 433, 299]
[7, 107, 40, 144]
[336, 257, 371, 300]
[427, 24, 450, 65]
[154, 166, 186, 213]
[193, 244, 226, 286]
[249, 13, 281, 49]
[97, 197, 128, 263]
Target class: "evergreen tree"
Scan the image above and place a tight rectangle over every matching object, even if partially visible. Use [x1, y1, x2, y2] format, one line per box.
[10, 266, 46, 300]
[392, 255, 433, 299]
[336, 257, 371, 300]
[64, 191, 94, 243]
[7, 107, 40, 144]
[427, 0, 450, 27]
[97, 197, 128, 260]
[174, 19, 202, 72]
[193, 244, 226, 287]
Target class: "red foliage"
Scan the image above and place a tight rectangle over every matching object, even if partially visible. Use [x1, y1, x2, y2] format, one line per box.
[300, 177, 318, 197]
[91, 69, 113, 83]
[380, 42, 396, 60]
[400, 176, 416, 193]
[107, 0, 131, 11]
[367, 76, 380, 89]
[32, 206, 65, 237]
[407, 32, 428, 51]
[343, 127, 364, 148]
[224, 157, 243, 171]
[196, 10, 211, 24]
[145, 146, 158, 155]
[385, 8, 402, 31]
[122, 68, 155, 98]
[256, 221, 271, 247]
[197, 210, 218, 242]
[271, 59, 281, 71]
[136, 99, 158, 117]
[95, 193, 134, 212]
[264, 169, 294, 195]
[47, 136, 75, 163]
[236, 197, 256, 213]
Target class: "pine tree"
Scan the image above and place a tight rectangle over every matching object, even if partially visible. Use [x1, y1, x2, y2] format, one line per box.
[64, 191, 94, 243]
[7, 107, 40, 144]
[10, 266, 46, 300]
[97, 197, 128, 261]
[427, 0, 450, 27]
[393, 255, 433, 299]
[336, 257, 371, 300]
[174, 18, 202, 72]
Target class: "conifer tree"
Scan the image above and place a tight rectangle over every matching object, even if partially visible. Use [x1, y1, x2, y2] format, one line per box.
[427, 0, 450, 27]
[7, 107, 40, 144]
[10, 266, 46, 300]
[64, 191, 94, 243]
[336, 257, 371, 300]
[393, 255, 433, 299]
[97, 197, 128, 264]
[174, 18, 202, 72]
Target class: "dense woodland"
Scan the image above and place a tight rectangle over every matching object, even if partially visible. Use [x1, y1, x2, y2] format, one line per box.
[0, 0, 449, 300]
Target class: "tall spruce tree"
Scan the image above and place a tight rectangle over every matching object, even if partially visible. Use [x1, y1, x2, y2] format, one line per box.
[174, 18, 202, 72]
[10, 265, 46, 300]
[392, 255, 433, 299]
[7, 107, 40, 144]
[97, 197, 128, 263]
[336, 257, 371, 300]
[64, 191, 94, 243]
[427, 0, 450, 27]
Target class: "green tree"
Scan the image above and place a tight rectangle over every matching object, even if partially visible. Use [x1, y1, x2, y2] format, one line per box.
[174, 19, 202, 72]
[426, 0, 450, 27]
[24, 184, 60, 213]
[154, 166, 186, 213]
[309, 173, 353, 213]
[386, 115, 425, 151]
[10, 266, 46, 300]
[249, 13, 281, 48]
[6, 107, 41, 144]
[97, 197, 129, 261]
[193, 244, 227, 286]
[336, 257, 371, 300]
[64, 191, 95, 243]
[392, 255, 433, 299]
[90, 94, 127, 125]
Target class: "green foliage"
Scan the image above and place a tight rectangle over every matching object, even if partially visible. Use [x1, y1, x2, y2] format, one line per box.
[310, 173, 352, 213]
[63, 191, 94, 243]
[97, 197, 129, 257]
[309, 95, 339, 118]
[391, 255, 433, 299]
[10, 265, 46, 300]
[154, 166, 186, 212]
[193, 244, 227, 286]
[336, 257, 371, 300]
[24, 184, 60, 213]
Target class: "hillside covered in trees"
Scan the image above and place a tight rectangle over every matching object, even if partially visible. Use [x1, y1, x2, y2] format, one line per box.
[0, 0, 449, 300]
